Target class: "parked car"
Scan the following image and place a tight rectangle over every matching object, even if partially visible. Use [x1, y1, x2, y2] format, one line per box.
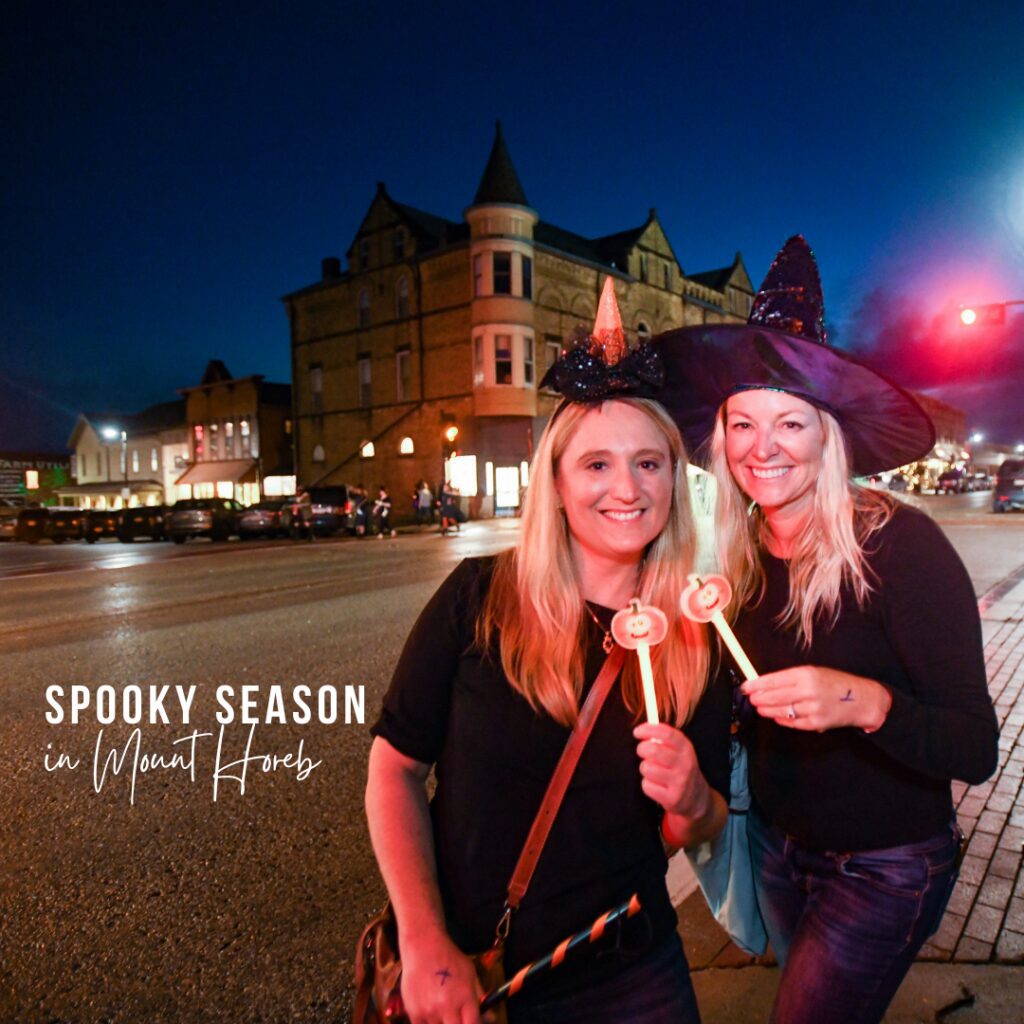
[304, 486, 352, 536]
[969, 472, 991, 492]
[16, 507, 86, 543]
[993, 460, 1024, 513]
[937, 469, 969, 494]
[165, 498, 243, 543]
[887, 474, 909, 492]
[238, 499, 291, 539]
[0, 507, 18, 541]
[84, 508, 122, 543]
[119, 505, 167, 542]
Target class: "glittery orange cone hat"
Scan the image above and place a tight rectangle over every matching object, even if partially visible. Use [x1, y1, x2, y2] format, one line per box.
[539, 276, 663, 401]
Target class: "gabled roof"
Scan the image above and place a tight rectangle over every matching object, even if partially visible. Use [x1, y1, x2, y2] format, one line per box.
[200, 359, 233, 385]
[534, 221, 606, 266]
[128, 399, 186, 434]
[390, 194, 467, 251]
[689, 253, 752, 292]
[472, 121, 529, 207]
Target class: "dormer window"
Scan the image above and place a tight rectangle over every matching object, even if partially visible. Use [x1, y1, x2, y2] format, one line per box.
[359, 238, 370, 271]
[393, 228, 405, 262]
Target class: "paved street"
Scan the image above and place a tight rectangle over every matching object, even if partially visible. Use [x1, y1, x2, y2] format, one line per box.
[0, 494, 1022, 1022]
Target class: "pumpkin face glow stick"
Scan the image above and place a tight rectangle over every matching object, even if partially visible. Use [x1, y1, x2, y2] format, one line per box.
[680, 574, 758, 682]
[610, 599, 668, 724]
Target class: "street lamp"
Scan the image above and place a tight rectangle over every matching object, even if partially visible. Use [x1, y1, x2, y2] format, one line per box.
[970, 432, 984, 444]
[101, 425, 129, 506]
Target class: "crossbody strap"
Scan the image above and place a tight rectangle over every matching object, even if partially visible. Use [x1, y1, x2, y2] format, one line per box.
[505, 644, 627, 912]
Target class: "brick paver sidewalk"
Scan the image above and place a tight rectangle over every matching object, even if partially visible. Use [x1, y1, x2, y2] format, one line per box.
[922, 576, 1024, 963]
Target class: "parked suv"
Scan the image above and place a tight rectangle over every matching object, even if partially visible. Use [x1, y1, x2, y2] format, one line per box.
[15, 506, 85, 543]
[165, 498, 243, 543]
[238, 499, 291, 539]
[993, 460, 1024, 513]
[937, 469, 969, 494]
[84, 508, 122, 543]
[119, 505, 167, 542]
[306, 486, 352, 536]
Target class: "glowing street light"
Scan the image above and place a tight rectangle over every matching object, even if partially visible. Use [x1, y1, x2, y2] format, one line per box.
[959, 307, 977, 326]
[970, 432, 984, 444]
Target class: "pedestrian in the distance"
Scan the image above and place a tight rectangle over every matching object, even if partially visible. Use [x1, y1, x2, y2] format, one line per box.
[373, 485, 395, 538]
[416, 480, 433, 526]
[657, 235, 999, 1024]
[291, 485, 314, 542]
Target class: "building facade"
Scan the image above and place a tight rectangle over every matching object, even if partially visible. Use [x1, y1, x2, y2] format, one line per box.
[61, 402, 188, 509]
[175, 360, 294, 504]
[284, 124, 753, 516]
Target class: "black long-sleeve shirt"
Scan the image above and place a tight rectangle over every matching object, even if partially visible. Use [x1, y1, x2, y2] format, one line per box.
[735, 503, 998, 852]
[372, 556, 730, 990]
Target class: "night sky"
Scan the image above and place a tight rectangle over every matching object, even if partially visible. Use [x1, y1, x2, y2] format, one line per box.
[3, 1, 1023, 452]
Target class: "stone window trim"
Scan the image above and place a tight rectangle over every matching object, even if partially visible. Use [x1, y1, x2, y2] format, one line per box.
[470, 245, 535, 299]
[472, 326, 537, 389]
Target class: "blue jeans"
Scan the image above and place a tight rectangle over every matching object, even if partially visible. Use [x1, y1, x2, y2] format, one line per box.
[507, 933, 701, 1024]
[748, 807, 961, 1024]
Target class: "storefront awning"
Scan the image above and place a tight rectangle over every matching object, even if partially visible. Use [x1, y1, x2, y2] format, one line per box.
[56, 480, 163, 495]
[175, 459, 258, 485]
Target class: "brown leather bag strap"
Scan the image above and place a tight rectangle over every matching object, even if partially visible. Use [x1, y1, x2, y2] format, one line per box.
[505, 644, 627, 911]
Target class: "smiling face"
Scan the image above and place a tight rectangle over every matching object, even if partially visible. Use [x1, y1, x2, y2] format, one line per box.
[555, 401, 674, 571]
[724, 390, 826, 526]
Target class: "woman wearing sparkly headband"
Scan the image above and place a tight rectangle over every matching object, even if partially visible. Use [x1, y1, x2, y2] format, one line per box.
[657, 236, 999, 1024]
[365, 278, 729, 1024]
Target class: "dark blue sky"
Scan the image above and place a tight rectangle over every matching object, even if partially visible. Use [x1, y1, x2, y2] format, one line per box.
[3, 1, 1023, 450]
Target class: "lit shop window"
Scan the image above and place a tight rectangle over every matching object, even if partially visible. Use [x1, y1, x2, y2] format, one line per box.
[216, 481, 233, 500]
[25, 469, 39, 489]
[445, 455, 477, 496]
[399, 436, 414, 455]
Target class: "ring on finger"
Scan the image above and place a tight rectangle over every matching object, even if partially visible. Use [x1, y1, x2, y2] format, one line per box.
[786, 704, 797, 720]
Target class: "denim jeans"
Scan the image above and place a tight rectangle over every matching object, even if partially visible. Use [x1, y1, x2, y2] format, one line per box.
[748, 807, 961, 1024]
[506, 933, 701, 1024]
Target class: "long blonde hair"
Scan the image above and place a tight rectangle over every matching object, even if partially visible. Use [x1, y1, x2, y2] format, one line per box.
[477, 398, 709, 727]
[709, 403, 895, 646]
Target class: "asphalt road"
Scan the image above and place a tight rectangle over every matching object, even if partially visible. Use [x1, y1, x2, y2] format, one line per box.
[0, 495, 1021, 1023]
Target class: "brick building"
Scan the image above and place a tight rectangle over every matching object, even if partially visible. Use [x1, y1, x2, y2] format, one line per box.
[283, 123, 753, 516]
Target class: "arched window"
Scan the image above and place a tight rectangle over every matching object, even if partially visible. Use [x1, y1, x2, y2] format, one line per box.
[637, 322, 651, 342]
[312, 444, 325, 463]
[395, 277, 409, 319]
[358, 288, 371, 327]
[360, 441, 375, 458]
[399, 436, 415, 455]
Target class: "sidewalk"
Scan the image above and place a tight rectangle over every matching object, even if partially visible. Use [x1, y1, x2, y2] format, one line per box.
[679, 574, 1024, 1022]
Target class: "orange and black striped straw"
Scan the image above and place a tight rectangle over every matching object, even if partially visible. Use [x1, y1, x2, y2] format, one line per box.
[480, 893, 642, 1011]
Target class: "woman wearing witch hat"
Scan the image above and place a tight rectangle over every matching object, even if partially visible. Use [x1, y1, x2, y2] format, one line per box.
[656, 237, 998, 1024]
[364, 279, 729, 1023]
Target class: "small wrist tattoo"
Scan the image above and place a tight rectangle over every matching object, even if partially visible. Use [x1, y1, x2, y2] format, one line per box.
[839, 688, 855, 702]
[436, 968, 452, 986]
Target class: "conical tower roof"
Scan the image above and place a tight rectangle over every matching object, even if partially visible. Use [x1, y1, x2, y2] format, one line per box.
[472, 121, 529, 206]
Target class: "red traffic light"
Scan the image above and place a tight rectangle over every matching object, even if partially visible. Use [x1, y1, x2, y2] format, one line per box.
[959, 303, 1006, 327]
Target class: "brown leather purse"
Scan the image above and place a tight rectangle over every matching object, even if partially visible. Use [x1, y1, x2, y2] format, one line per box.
[354, 645, 626, 1023]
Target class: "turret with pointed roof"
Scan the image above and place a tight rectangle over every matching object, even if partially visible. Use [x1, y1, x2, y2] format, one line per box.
[472, 120, 530, 207]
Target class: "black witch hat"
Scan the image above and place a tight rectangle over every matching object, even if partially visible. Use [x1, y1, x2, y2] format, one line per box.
[653, 236, 935, 475]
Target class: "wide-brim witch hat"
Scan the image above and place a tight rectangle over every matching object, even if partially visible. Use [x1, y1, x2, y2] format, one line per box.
[540, 276, 664, 401]
[653, 236, 935, 475]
